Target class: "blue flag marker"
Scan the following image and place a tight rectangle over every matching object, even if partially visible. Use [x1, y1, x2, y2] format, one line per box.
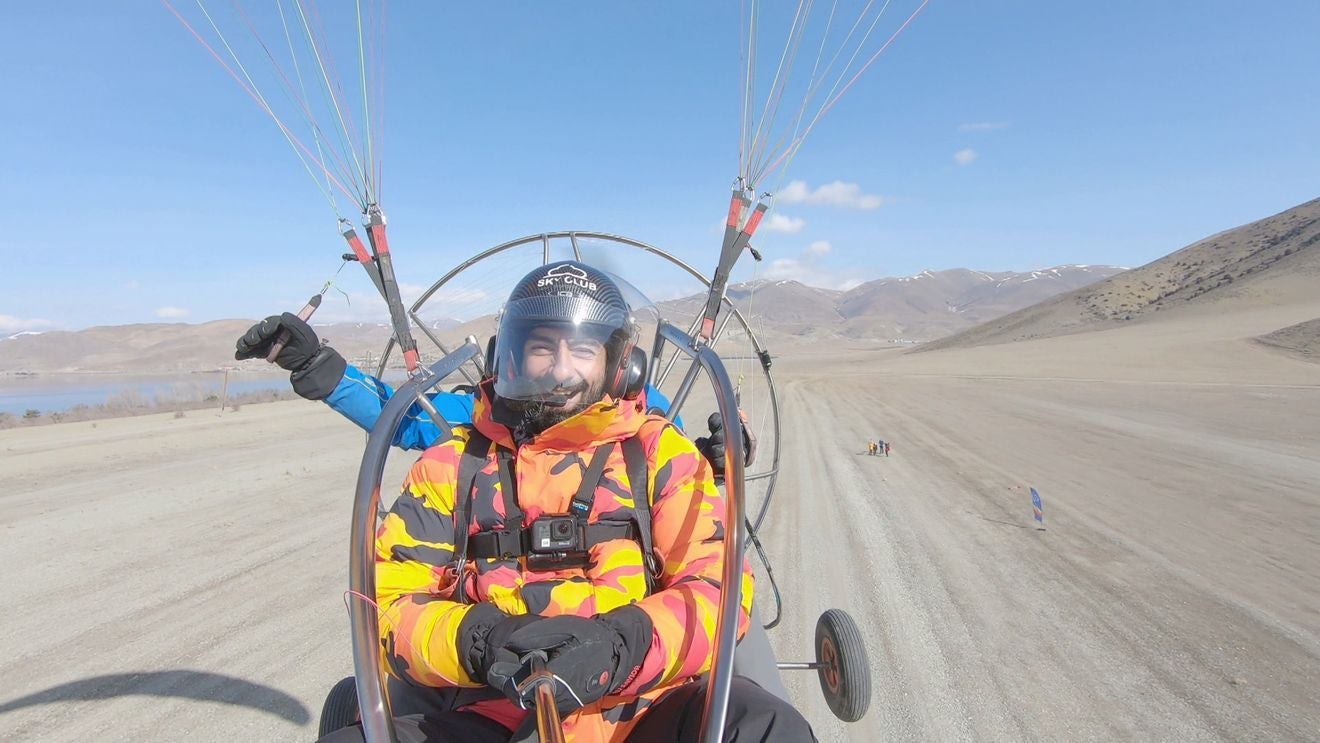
[1030, 487, 1045, 530]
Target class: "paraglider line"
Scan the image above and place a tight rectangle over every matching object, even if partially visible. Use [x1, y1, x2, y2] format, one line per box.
[762, 0, 931, 180]
[290, 0, 371, 205]
[344, 589, 397, 633]
[753, 0, 895, 185]
[275, 0, 347, 218]
[292, 0, 373, 206]
[356, 0, 375, 199]
[162, 0, 357, 206]
[769, 0, 842, 181]
[744, 0, 812, 184]
[232, 0, 361, 211]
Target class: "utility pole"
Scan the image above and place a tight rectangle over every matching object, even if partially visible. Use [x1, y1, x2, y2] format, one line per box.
[219, 369, 230, 415]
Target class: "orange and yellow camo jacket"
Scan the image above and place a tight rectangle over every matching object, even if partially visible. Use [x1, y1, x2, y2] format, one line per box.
[375, 385, 755, 741]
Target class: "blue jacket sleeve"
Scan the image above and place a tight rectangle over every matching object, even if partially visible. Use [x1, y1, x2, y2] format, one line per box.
[643, 383, 683, 431]
[323, 364, 474, 451]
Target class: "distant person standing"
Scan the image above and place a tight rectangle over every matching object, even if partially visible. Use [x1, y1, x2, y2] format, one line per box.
[884, 441, 891, 457]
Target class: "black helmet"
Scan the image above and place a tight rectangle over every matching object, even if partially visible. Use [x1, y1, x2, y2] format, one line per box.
[490, 261, 644, 408]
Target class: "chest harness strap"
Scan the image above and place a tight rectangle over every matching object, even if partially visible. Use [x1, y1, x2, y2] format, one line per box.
[453, 430, 660, 599]
[452, 433, 492, 604]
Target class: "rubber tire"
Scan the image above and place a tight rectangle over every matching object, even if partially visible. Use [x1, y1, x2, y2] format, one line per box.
[318, 676, 360, 737]
[815, 608, 871, 723]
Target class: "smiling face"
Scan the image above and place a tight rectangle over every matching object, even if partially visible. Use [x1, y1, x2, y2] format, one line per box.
[519, 324, 609, 412]
[492, 261, 643, 431]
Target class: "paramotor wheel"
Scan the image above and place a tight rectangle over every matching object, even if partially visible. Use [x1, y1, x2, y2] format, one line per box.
[318, 675, 360, 737]
[815, 608, 871, 722]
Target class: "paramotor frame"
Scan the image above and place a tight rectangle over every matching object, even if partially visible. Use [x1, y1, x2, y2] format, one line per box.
[348, 320, 751, 742]
[371, 231, 785, 535]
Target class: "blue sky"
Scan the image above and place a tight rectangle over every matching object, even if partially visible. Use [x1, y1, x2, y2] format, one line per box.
[2, 1, 1318, 332]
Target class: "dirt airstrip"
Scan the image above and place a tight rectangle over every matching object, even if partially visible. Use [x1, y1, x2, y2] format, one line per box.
[1, 330, 1317, 740]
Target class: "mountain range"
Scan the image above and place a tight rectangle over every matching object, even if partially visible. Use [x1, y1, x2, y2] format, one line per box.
[694, 264, 1122, 343]
[0, 264, 1122, 374]
[5, 189, 1316, 375]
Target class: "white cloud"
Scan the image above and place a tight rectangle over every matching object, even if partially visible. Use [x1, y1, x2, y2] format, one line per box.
[758, 255, 867, 291]
[807, 240, 832, 256]
[762, 258, 802, 280]
[431, 289, 497, 319]
[399, 283, 429, 304]
[777, 182, 809, 202]
[154, 306, 190, 319]
[442, 287, 489, 303]
[764, 214, 806, 233]
[390, 282, 491, 313]
[314, 294, 392, 324]
[954, 148, 978, 166]
[777, 180, 887, 209]
[958, 121, 1008, 132]
[317, 283, 499, 325]
[123, 280, 141, 291]
[648, 284, 703, 303]
[0, 314, 57, 333]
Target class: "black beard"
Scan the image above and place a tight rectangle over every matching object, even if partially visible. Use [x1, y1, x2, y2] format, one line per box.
[516, 377, 605, 433]
[519, 401, 581, 432]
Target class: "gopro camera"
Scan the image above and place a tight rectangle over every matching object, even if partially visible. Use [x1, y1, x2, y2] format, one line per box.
[526, 514, 590, 571]
[530, 514, 585, 553]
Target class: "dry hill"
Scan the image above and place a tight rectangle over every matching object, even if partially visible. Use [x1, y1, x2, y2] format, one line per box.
[0, 320, 256, 374]
[658, 266, 1121, 344]
[921, 197, 1320, 352]
[836, 266, 1118, 340]
[1255, 317, 1320, 362]
[657, 280, 846, 342]
[0, 321, 412, 375]
[1, 266, 1118, 374]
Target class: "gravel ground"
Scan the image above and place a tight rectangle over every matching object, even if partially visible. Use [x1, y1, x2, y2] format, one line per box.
[2, 347, 1317, 741]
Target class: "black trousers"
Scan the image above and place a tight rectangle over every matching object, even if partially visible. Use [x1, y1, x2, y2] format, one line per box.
[628, 677, 817, 742]
[319, 676, 816, 742]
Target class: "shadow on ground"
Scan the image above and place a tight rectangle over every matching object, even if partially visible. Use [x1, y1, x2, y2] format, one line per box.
[0, 669, 310, 724]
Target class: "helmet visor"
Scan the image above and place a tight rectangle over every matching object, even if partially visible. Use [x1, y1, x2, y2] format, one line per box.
[492, 293, 636, 406]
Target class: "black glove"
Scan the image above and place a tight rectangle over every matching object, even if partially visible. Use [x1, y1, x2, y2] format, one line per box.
[486, 606, 653, 714]
[235, 312, 320, 369]
[456, 603, 542, 684]
[693, 412, 752, 481]
[233, 312, 346, 401]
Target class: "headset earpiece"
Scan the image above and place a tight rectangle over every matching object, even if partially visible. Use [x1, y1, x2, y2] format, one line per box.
[621, 345, 647, 400]
[484, 336, 497, 378]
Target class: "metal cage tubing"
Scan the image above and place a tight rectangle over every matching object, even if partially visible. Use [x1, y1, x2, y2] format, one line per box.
[352, 342, 482, 743]
[377, 232, 781, 526]
[750, 360, 782, 532]
[396, 231, 768, 389]
[664, 356, 706, 424]
[354, 330, 741, 742]
[408, 308, 480, 386]
[656, 322, 748, 743]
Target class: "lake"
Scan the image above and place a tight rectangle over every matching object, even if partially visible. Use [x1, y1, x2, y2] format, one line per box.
[0, 372, 292, 416]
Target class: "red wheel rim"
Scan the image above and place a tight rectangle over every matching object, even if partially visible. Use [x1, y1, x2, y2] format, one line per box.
[820, 636, 840, 693]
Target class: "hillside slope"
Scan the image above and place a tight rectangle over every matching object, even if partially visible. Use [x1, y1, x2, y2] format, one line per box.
[837, 266, 1118, 340]
[1255, 317, 1320, 363]
[0, 267, 1120, 373]
[921, 197, 1320, 351]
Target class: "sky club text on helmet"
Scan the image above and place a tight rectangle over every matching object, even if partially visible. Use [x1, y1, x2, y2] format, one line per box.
[536, 263, 600, 294]
[491, 261, 642, 415]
